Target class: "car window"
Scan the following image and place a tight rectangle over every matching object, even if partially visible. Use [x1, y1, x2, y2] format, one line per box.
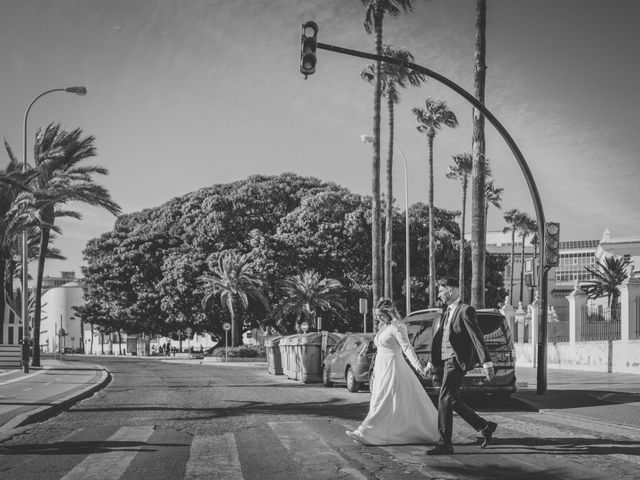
[344, 336, 361, 351]
[406, 320, 433, 348]
[333, 338, 347, 353]
[477, 313, 513, 349]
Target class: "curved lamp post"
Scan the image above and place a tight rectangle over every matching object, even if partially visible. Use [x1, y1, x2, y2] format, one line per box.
[21, 86, 87, 370]
[361, 134, 411, 316]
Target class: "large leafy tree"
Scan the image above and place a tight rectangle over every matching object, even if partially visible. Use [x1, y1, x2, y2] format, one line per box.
[470, 0, 488, 308]
[16, 123, 121, 365]
[412, 98, 458, 306]
[582, 256, 631, 310]
[446, 152, 472, 301]
[277, 270, 346, 333]
[200, 251, 270, 347]
[362, 45, 425, 299]
[361, 0, 416, 309]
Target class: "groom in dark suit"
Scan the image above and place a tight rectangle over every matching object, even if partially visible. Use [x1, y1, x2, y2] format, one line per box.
[423, 277, 497, 455]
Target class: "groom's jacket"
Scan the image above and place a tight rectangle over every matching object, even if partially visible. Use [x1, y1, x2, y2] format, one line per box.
[428, 303, 492, 373]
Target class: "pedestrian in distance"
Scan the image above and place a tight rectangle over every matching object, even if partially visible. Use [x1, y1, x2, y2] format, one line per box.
[424, 277, 497, 455]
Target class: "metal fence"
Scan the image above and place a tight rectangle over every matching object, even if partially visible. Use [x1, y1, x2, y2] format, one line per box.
[547, 320, 570, 343]
[579, 304, 621, 341]
[636, 296, 640, 339]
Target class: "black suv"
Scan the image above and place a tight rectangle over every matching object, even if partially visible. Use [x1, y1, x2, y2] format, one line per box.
[406, 308, 517, 399]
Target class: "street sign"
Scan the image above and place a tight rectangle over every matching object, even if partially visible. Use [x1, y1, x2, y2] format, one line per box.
[185, 327, 192, 335]
[300, 321, 309, 333]
[358, 298, 368, 314]
[222, 322, 231, 331]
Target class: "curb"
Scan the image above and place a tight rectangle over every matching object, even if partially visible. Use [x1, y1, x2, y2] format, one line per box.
[0, 363, 112, 441]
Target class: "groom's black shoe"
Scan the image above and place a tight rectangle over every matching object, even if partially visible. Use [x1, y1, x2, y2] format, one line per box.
[427, 444, 454, 456]
[480, 421, 497, 448]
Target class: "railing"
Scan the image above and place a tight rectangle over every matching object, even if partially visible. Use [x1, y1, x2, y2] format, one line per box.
[579, 304, 621, 341]
[547, 320, 569, 343]
[636, 296, 640, 339]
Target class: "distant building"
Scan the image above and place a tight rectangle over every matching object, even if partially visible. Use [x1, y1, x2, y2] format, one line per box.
[475, 229, 638, 314]
[40, 278, 85, 353]
[42, 271, 77, 291]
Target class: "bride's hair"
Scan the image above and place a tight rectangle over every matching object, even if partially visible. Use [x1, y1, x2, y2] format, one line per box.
[375, 297, 402, 322]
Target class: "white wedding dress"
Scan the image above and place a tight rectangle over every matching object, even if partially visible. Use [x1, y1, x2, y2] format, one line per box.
[348, 320, 442, 445]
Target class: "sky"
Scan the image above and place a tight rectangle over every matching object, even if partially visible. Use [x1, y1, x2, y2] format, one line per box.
[1, 0, 639, 278]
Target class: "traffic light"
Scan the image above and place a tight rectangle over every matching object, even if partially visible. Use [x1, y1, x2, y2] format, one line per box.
[300, 21, 318, 78]
[544, 222, 560, 268]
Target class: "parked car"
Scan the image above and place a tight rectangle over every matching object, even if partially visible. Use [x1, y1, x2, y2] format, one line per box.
[322, 333, 376, 392]
[405, 308, 517, 399]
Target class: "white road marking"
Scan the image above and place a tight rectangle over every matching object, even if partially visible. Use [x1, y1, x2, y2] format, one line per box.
[185, 433, 243, 480]
[60, 426, 155, 480]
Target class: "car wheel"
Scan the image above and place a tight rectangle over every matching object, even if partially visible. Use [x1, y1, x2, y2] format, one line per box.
[346, 367, 360, 392]
[322, 365, 333, 387]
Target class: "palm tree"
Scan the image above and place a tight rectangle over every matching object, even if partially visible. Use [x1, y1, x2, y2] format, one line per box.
[516, 213, 537, 303]
[362, 45, 425, 299]
[484, 178, 503, 234]
[361, 0, 415, 307]
[201, 251, 270, 347]
[277, 270, 346, 332]
[482, 178, 503, 279]
[16, 123, 121, 365]
[1, 148, 47, 337]
[446, 153, 472, 301]
[582, 256, 631, 311]
[470, 0, 488, 308]
[412, 99, 458, 306]
[502, 208, 523, 303]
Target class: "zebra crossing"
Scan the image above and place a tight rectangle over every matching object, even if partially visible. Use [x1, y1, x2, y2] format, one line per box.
[2, 414, 639, 480]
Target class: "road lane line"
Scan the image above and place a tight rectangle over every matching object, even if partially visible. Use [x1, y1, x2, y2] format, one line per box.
[0, 370, 45, 386]
[59, 425, 155, 480]
[185, 433, 243, 480]
[269, 421, 368, 480]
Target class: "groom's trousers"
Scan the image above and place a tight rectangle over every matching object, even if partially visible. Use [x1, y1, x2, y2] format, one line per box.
[438, 357, 488, 446]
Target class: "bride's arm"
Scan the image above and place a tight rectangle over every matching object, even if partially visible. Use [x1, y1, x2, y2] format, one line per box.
[394, 323, 422, 371]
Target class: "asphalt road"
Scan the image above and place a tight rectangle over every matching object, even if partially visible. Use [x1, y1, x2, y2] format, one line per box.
[0, 357, 638, 480]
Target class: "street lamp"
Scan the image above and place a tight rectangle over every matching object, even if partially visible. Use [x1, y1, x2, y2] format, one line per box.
[21, 86, 87, 370]
[360, 135, 411, 315]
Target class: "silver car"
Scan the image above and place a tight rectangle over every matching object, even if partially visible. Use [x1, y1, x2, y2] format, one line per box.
[322, 333, 376, 392]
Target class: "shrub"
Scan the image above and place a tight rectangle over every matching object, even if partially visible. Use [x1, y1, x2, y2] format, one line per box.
[210, 345, 266, 358]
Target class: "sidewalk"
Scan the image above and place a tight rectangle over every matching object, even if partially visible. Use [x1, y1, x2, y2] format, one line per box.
[512, 366, 640, 430]
[0, 357, 110, 440]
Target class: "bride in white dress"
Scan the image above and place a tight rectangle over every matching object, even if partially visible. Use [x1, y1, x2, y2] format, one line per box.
[346, 298, 441, 445]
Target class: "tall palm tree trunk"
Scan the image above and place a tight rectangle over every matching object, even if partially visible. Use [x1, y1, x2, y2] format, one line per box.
[371, 4, 383, 311]
[32, 224, 51, 366]
[509, 229, 516, 302]
[470, 0, 487, 308]
[384, 96, 395, 300]
[519, 234, 527, 303]
[90, 323, 94, 354]
[428, 132, 436, 307]
[458, 178, 468, 302]
[231, 294, 243, 347]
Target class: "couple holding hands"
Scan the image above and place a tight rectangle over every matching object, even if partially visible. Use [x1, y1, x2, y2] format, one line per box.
[346, 277, 498, 455]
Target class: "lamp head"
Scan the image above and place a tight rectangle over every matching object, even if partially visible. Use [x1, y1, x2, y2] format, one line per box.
[66, 86, 87, 95]
[360, 134, 374, 143]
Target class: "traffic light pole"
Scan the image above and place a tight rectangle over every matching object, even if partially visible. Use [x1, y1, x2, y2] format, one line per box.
[315, 40, 549, 393]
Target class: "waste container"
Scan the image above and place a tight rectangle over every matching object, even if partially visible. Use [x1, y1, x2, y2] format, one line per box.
[294, 332, 343, 383]
[265, 336, 283, 375]
[279, 334, 301, 380]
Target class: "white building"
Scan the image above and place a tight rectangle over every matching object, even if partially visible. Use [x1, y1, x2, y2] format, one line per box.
[40, 280, 85, 353]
